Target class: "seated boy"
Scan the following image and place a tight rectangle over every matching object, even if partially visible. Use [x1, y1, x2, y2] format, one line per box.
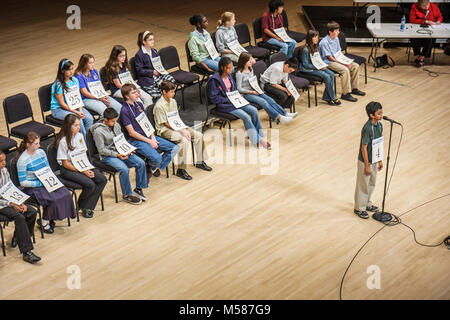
[259, 58, 297, 108]
[119, 83, 179, 178]
[153, 80, 211, 180]
[91, 107, 147, 204]
[319, 21, 365, 102]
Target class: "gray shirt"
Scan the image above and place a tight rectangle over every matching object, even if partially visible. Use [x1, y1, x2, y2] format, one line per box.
[91, 122, 122, 160]
[215, 25, 238, 53]
[236, 70, 254, 94]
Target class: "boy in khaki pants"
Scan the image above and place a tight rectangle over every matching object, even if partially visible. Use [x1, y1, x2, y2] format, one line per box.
[153, 80, 212, 180]
[354, 102, 385, 219]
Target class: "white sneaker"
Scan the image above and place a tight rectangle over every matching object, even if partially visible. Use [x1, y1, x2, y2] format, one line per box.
[286, 112, 298, 118]
[278, 115, 292, 124]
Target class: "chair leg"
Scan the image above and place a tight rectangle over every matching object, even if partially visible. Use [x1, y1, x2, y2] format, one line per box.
[37, 206, 44, 239]
[101, 193, 104, 211]
[166, 166, 169, 178]
[172, 162, 175, 176]
[228, 121, 232, 146]
[191, 141, 195, 166]
[113, 173, 118, 203]
[72, 190, 79, 222]
[364, 63, 367, 84]
[307, 87, 311, 108]
[67, 216, 71, 227]
[198, 81, 203, 104]
[32, 228, 36, 244]
[1, 225, 5, 256]
[269, 117, 272, 128]
[314, 84, 318, 106]
[334, 76, 337, 97]
[181, 87, 186, 110]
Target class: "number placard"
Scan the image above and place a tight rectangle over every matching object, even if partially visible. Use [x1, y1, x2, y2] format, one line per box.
[166, 111, 187, 130]
[372, 136, 384, 164]
[151, 56, 168, 75]
[118, 72, 141, 89]
[87, 81, 108, 99]
[273, 27, 294, 43]
[34, 167, 64, 193]
[205, 37, 220, 60]
[248, 76, 264, 95]
[285, 79, 300, 101]
[0, 181, 29, 205]
[64, 86, 84, 110]
[113, 133, 137, 155]
[136, 112, 155, 137]
[226, 91, 249, 108]
[334, 51, 354, 65]
[69, 148, 94, 171]
[310, 52, 328, 70]
[227, 40, 247, 57]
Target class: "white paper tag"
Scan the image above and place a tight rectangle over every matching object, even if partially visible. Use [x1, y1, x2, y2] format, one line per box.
[87, 81, 108, 99]
[166, 111, 187, 130]
[34, 167, 64, 193]
[310, 52, 328, 70]
[0, 181, 29, 205]
[136, 112, 155, 137]
[371, 136, 384, 164]
[285, 79, 300, 101]
[69, 148, 95, 171]
[151, 56, 169, 75]
[113, 133, 137, 155]
[64, 86, 84, 110]
[118, 71, 141, 89]
[227, 40, 247, 56]
[248, 76, 264, 95]
[334, 51, 354, 65]
[205, 37, 220, 60]
[273, 27, 294, 43]
[226, 91, 249, 108]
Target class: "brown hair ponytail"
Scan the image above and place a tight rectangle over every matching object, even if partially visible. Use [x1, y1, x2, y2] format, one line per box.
[15, 131, 40, 161]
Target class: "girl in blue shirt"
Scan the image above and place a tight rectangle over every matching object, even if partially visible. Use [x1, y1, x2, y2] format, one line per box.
[51, 58, 94, 137]
[75, 53, 122, 117]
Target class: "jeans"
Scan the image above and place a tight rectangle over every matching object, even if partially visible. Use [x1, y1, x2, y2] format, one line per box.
[130, 136, 179, 171]
[308, 68, 336, 101]
[101, 153, 147, 196]
[201, 57, 221, 71]
[244, 93, 286, 121]
[267, 38, 297, 59]
[52, 107, 94, 138]
[230, 105, 263, 145]
[83, 96, 122, 118]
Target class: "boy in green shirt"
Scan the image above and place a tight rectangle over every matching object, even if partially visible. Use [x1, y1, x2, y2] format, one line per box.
[354, 102, 384, 219]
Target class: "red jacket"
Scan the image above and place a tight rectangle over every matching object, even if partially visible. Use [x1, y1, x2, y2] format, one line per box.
[409, 2, 443, 24]
[261, 10, 284, 42]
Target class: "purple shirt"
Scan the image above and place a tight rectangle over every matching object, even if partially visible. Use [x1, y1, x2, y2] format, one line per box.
[119, 100, 147, 142]
[75, 69, 101, 99]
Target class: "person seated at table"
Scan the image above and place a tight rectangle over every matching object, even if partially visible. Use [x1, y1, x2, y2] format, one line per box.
[409, 0, 443, 67]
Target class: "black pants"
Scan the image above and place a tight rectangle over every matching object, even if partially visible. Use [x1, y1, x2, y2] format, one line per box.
[60, 167, 107, 211]
[411, 38, 435, 58]
[0, 206, 36, 253]
[263, 83, 294, 109]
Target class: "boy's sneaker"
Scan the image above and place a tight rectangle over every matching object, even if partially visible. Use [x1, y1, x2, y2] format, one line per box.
[354, 209, 369, 219]
[286, 112, 298, 118]
[133, 188, 147, 201]
[366, 205, 379, 212]
[152, 168, 161, 177]
[123, 194, 142, 205]
[279, 115, 292, 124]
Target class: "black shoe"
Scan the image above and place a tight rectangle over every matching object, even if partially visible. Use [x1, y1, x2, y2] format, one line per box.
[37, 219, 54, 234]
[341, 93, 357, 102]
[50, 220, 56, 229]
[366, 205, 379, 212]
[195, 161, 212, 172]
[351, 89, 366, 96]
[23, 251, 41, 264]
[133, 188, 147, 201]
[326, 99, 336, 105]
[81, 209, 94, 218]
[152, 168, 161, 177]
[176, 169, 192, 180]
[333, 99, 342, 106]
[354, 209, 369, 219]
[11, 236, 17, 248]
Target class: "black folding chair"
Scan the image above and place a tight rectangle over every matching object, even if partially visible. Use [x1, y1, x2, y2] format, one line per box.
[0, 136, 17, 154]
[38, 83, 64, 128]
[235, 23, 270, 61]
[185, 40, 214, 104]
[281, 10, 306, 43]
[338, 32, 367, 84]
[252, 17, 281, 53]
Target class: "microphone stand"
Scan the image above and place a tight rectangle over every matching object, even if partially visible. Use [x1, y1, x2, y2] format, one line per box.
[373, 121, 394, 222]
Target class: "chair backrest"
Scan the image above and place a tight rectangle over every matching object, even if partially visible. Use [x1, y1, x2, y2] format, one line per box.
[338, 32, 347, 52]
[118, 118, 131, 140]
[293, 45, 305, 62]
[205, 79, 215, 107]
[9, 157, 20, 187]
[38, 83, 53, 114]
[46, 143, 60, 172]
[235, 23, 252, 45]
[86, 128, 99, 161]
[3, 93, 34, 125]
[281, 10, 289, 29]
[185, 41, 194, 71]
[252, 17, 263, 45]
[252, 60, 267, 80]
[145, 104, 157, 128]
[99, 67, 108, 89]
[211, 31, 217, 50]
[158, 46, 181, 71]
[129, 57, 138, 80]
[270, 51, 287, 65]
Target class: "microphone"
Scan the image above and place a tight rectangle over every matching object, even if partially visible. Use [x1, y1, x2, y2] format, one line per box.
[421, 9, 430, 28]
[383, 116, 402, 125]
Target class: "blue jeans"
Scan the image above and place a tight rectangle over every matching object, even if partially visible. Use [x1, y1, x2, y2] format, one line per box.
[52, 107, 94, 138]
[244, 93, 286, 121]
[101, 153, 147, 196]
[130, 136, 179, 171]
[308, 68, 336, 101]
[230, 105, 263, 145]
[267, 38, 297, 59]
[83, 96, 122, 119]
[201, 57, 221, 71]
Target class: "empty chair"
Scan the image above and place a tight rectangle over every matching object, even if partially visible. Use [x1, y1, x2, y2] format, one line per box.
[338, 31, 367, 84]
[234, 23, 270, 61]
[281, 10, 306, 43]
[0, 136, 17, 154]
[3, 93, 55, 140]
[38, 84, 64, 128]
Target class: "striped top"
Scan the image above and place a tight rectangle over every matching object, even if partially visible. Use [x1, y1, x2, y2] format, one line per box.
[17, 149, 49, 188]
[0, 167, 12, 209]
